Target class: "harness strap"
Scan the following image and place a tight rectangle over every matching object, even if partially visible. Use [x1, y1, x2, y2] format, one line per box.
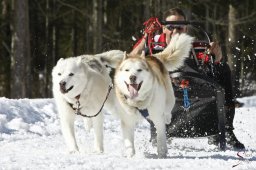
[183, 88, 190, 109]
[68, 84, 113, 118]
[123, 95, 149, 119]
[180, 80, 190, 111]
[136, 108, 149, 118]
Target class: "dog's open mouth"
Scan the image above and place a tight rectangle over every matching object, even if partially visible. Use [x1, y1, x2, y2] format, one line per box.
[125, 81, 143, 99]
[60, 85, 74, 94]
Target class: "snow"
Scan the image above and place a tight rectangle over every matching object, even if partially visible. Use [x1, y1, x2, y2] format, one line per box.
[0, 97, 256, 170]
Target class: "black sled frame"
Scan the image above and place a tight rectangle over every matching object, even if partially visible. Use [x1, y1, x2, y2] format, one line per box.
[167, 70, 226, 150]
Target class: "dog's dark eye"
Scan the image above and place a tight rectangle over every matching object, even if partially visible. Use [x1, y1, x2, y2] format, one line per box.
[58, 73, 61, 76]
[137, 69, 142, 72]
[125, 69, 129, 72]
[69, 73, 74, 76]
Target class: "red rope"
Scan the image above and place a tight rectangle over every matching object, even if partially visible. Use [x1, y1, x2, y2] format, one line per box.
[143, 17, 162, 55]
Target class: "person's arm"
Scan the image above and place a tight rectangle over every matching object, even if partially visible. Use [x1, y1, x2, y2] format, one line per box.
[209, 42, 223, 62]
[130, 34, 147, 55]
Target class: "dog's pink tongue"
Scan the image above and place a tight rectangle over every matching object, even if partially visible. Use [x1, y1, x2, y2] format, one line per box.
[128, 84, 138, 99]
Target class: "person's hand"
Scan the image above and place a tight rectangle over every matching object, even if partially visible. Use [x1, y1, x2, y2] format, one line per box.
[209, 42, 223, 62]
[143, 33, 148, 40]
[143, 17, 162, 34]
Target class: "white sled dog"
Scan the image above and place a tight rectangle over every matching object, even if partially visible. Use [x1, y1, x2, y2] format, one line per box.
[114, 33, 193, 158]
[52, 50, 124, 153]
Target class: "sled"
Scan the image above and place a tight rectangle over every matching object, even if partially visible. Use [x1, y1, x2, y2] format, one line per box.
[167, 60, 226, 150]
[146, 20, 226, 150]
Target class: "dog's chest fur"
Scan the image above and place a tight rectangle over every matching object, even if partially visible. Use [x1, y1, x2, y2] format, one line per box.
[118, 89, 153, 109]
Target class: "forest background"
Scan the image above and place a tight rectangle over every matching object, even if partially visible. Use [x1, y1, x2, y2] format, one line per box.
[0, 0, 255, 98]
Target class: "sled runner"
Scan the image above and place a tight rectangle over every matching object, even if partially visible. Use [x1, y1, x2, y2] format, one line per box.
[140, 19, 227, 150]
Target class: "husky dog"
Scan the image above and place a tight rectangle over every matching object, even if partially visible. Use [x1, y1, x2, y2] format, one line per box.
[114, 33, 193, 158]
[52, 50, 124, 153]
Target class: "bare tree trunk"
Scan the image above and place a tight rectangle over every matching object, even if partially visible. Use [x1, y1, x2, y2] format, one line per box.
[43, 0, 56, 97]
[0, 0, 11, 97]
[71, 9, 77, 56]
[11, 0, 31, 98]
[227, 4, 236, 71]
[204, 4, 209, 33]
[143, 0, 150, 20]
[153, 0, 161, 16]
[49, 0, 56, 97]
[92, 0, 102, 53]
[41, 0, 50, 98]
[160, 0, 166, 14]
[226, 4, 241, 97]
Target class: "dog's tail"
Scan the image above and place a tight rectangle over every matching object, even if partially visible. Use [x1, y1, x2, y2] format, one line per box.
[154, 33, 194, 72]
[95, 50, 124, 68]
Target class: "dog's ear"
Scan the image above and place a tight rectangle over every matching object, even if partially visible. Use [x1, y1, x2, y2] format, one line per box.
[95, 50, 124, 68]
[76, 57, 84, 69]
[88, 59, 103, 73]
[76, 56, 89, 73]
[140, 51, 146, 59]
[99, 57, 111, 69]
[122, 51, 129, 61]
[77, 56, 82, 64]
[56, 58, 64, 65]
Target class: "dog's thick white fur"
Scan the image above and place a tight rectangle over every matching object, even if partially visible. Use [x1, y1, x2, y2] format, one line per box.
[154, 33, 194, 71]
[114, 33, 193, 158]
[52, 50, 124, 153]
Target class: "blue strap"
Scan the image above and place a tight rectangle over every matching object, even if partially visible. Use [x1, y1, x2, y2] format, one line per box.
[183, 88, 190, 109]
[137, 108, 149, 118]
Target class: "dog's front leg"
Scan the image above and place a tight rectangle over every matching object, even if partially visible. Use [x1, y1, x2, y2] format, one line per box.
[152, 116, 168, 158]
[92, 113, 104, 153]
[121, 120, 136, 157]
[60, 111, 78, 153]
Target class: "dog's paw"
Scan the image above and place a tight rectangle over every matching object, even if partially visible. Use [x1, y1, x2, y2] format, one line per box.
[68, 148, 79, 154]
[157, 148, 168, 159]
[167, 138, 173, 145]
[94, 148, 104, 154]
[158, 154, 167, 159]
[165, 113, 172, 124]
[124, 147, 135, 158]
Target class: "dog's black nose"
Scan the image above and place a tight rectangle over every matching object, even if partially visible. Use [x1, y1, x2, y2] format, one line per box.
[59, 81, 66, 88]
[129, 75, 137, 83]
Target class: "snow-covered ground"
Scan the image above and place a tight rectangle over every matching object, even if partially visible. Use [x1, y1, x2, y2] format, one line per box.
[0, 96, 255, 170]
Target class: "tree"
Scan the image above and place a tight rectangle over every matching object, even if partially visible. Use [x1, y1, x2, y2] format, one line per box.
[227, 4, 236, 71]
[0, 0, 11, 97]
[0, 0, 254, 98]
[92, 0, 102, 53]
[10, 0, 31, 98]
